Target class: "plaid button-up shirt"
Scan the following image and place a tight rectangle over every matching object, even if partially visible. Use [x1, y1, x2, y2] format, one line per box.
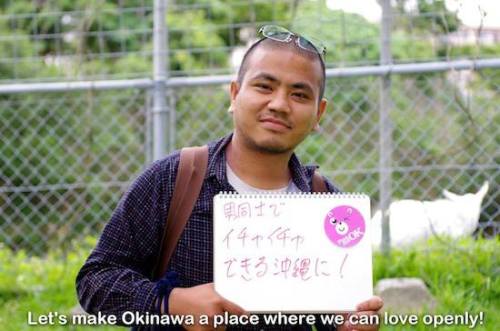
[76, 134, 340, 330]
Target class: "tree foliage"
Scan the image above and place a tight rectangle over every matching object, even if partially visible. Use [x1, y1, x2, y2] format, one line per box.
[0, 0, 497, 252]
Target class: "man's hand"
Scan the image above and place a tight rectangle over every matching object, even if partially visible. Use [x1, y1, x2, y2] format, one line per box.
[168, 283, 247, 331]
[337, 296, 383, 331]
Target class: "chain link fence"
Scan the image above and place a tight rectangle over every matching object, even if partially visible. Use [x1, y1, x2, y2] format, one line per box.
[0, 89, 150, 252]
[169, 67, 500, 241]
[1, 65, 498, 253]
[2, 0, 499, 82]
[0, 0, 499, 254]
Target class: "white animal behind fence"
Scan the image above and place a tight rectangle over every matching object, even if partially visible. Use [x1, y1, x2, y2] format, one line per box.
[371, 181, 489, 248]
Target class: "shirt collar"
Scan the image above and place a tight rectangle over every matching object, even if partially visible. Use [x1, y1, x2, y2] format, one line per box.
[206, 133, 315, 192]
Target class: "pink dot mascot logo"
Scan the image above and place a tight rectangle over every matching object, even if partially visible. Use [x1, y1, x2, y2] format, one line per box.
[324, 205, 365, 248]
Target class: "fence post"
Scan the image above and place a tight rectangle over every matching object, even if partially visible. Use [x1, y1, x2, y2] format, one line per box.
[379, 0, 393, 255]
[152, 0, 170, 161]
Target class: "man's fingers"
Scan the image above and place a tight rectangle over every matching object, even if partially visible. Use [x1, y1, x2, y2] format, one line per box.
[220, 298, 248, 316]
[213, 284, 248, 316]
[334, 313, 351, 331]
[356, 296, 383, 312]
[345, 311, 380, 331]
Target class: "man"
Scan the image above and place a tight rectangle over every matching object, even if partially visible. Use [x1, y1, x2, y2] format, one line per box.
[77, 25, 382, 331]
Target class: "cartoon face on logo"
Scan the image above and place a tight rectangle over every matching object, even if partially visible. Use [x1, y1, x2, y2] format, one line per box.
[330, 217, 349, 235]
[324, 205, 365, 248]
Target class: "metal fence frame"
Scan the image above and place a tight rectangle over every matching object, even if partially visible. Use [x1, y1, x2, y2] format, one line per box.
[1, 0, 498, 253]
[2, 57, 499, 252]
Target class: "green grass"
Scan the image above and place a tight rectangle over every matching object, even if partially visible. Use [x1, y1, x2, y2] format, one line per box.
[0, 237, 498, 330]
[0, 237, 120, 331]
[373, 237, 499, 330]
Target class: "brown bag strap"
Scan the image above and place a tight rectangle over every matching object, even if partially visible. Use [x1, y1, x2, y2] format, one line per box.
[312, 170, 328, 192]
[153, 145, 209, 279]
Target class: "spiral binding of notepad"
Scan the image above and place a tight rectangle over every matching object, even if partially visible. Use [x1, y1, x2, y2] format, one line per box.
[216, 192, 369, 199]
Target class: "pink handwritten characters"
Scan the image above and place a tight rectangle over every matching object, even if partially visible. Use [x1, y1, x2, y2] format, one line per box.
[223, 256, 329, 281]
[238, 203, 251, 218]
[224, 202, 237, 221]
[222, 226, 304, 250]
[324, 205, 365, 248]
[222, 201, 285, 221]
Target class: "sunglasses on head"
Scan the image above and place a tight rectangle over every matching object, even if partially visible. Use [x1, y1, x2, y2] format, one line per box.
[258, 25, 326, 57]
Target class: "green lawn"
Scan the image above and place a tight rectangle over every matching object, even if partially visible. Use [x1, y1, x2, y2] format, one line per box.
[372, 237, 499, 330]
[0, 237, 498, 330]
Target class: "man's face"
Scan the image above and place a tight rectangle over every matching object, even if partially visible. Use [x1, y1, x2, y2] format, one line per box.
[230, 46, 327, 154]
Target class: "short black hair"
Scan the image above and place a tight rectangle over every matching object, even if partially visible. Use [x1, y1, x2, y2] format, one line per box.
[236, 37, 326, 102]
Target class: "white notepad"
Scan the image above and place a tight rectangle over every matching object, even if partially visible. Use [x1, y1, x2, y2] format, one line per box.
[213, 192, 373, 313]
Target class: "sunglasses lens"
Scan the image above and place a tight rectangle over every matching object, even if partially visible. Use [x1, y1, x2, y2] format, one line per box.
[266, 31, 290, 41]
[261, 25, 292, 41]
[259, 25, 326, 56]
[298, 36, 325, 55]
[297, 37, 318, 53]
